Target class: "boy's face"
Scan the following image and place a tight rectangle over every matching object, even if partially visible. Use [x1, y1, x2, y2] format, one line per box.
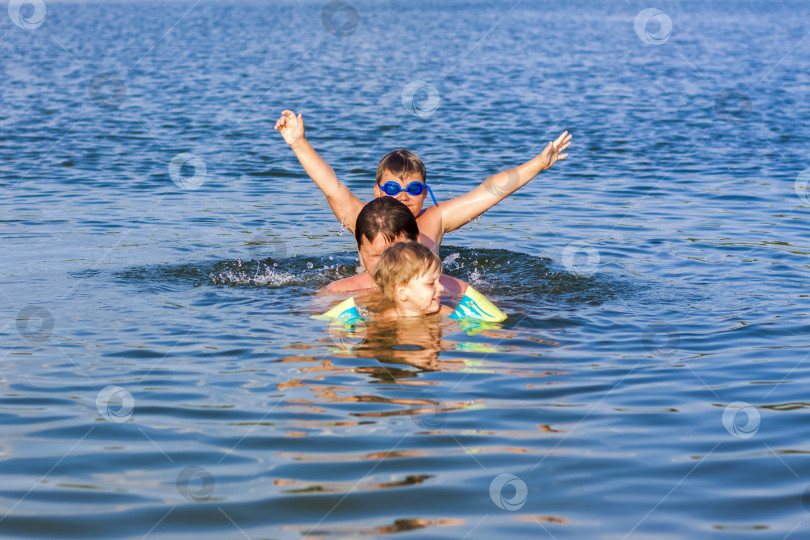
[373, 171, 426, 217]
[396, 263, 444, 316]
[358, 232, 409, 274]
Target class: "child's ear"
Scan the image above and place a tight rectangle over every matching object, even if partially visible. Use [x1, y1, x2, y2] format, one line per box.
[373, 184, 383, 198]
[395, 283, 408, 302]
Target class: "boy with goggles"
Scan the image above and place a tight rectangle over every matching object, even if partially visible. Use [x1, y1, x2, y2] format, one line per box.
[275, 109, 571, 254]
[378, 178, 438, 206]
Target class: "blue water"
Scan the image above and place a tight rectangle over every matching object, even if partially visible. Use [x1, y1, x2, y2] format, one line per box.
[3, 0, 810, 537]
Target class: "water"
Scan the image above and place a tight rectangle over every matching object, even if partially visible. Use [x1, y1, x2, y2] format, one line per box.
[3, 0, 810, 537]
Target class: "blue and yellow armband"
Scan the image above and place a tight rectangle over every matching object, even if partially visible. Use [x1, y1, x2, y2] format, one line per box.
[312, 297, 362, 323]
[314, 286, 506, 323]
[448, 286, 507, 323]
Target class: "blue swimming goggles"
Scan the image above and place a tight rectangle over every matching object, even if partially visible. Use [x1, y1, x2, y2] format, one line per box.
[380, 180, 439, 206]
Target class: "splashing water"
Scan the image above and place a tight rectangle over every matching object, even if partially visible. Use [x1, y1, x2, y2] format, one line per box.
[442, 252, 463, 270]
[210, 261, 301, 287]
[467, 268, 487, 287]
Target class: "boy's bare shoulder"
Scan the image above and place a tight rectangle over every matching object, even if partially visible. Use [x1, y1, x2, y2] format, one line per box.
[416, 205, 442, 228]
[416, 203, 444, 254]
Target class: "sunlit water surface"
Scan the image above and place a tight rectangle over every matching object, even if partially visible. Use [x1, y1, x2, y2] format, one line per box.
[3, 0, 810, 538]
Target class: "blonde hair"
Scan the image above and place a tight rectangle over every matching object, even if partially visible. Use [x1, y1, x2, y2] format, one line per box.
[376, 149, 426, 185]
[372, 242, 441, 301]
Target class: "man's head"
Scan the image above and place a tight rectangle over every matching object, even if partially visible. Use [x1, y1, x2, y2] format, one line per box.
[373, 149, 429, 217]
[355, 197, 419, 273]
[372, 241, 444, 314]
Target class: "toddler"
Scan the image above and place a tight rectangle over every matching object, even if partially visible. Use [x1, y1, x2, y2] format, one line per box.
[372, 242, 455, 319]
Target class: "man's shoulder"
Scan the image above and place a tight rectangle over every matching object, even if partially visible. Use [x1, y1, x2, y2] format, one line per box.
[324, 273, 375, 294]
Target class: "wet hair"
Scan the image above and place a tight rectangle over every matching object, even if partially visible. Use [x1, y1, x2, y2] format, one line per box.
[355, 197, 419, 248]
[372, 241, 441, 301]
[375, 149, 426, 185]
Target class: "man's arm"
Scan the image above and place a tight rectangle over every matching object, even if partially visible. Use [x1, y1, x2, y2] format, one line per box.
[275, 110, 365, 231]
[440, 274, 468, 296]
[437, 130, 572, 233]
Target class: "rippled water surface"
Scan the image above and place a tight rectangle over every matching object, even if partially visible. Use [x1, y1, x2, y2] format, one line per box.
[3, 0, 810, 538]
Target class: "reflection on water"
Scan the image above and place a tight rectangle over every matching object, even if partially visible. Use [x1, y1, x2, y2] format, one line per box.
[286, 516, 466, 538]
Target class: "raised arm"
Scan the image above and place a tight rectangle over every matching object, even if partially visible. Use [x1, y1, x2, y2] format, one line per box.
[438, 130, 572, 233]
[275, 110, 365, 231]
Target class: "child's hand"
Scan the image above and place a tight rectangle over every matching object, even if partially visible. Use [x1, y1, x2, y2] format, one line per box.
[536, 130, 572, 170]
[275, 110, 305, 146]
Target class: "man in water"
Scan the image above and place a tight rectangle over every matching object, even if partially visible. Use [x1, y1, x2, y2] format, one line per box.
[325, 197, 467, 295]
[275, 109, 571, 254]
